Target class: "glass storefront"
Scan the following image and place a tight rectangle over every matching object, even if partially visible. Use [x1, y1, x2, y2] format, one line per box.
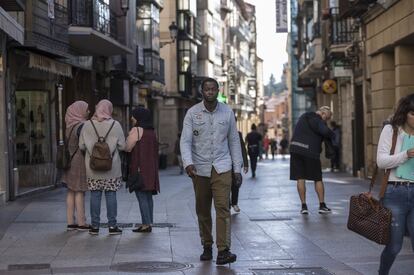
[15, 91, 53, 194]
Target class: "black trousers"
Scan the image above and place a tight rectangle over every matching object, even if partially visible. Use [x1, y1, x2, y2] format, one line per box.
[230, 181, 239, 206]
[249, 153, 258, 174]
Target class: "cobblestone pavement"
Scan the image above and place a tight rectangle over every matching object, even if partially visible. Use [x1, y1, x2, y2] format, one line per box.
[0, 157, 413, 274]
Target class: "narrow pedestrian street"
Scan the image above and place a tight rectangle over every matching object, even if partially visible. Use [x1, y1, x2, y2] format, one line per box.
[0, 158, 413, 275]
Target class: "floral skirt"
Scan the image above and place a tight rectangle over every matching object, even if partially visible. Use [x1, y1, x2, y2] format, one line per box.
[87, 177, 122, 192]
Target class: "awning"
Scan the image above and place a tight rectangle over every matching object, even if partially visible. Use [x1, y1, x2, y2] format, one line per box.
[0, 7, 23, 44]
[29, 53, 72, 78]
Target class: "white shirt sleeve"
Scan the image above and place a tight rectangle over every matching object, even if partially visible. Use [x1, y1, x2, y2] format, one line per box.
[377, 125, 408, 170]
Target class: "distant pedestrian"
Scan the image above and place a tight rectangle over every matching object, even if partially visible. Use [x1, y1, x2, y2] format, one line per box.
[125, 107, 159, 233]
[263, 135, 270, 159]
[231, 118, 249, 213]
[377, 94, 414, 275]
[246, 124, 262, 178]
[79, 99, 126, 235]
[270, 138, 277, 160]
[61, 101, 91, 231]
[289, 106, 335, 215]
[330, 121, 341, 171]
[175, 133, 184, 174]
[279, 135, 289, 160]
[180, 77, 242, 265]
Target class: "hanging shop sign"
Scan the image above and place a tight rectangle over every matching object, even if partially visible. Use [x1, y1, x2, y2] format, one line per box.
[228, 59, 236, 99]
[275, 0, 288, 33]
[322, 79, 337, 94]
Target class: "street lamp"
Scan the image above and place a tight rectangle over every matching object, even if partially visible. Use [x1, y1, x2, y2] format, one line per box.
[160, 22, 178, 48]
[120, 0, 129, 16]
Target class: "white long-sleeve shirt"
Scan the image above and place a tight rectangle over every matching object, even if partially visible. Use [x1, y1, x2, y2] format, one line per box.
[376, 124, 412, 182]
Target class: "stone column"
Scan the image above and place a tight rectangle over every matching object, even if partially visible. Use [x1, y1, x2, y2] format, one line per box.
[370, 52, 395, 163]
[395, 45, 414, 100]
[0, 33, 9, 204]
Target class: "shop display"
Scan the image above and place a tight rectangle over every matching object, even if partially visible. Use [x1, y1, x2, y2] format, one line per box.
[15, 91, 50, 165]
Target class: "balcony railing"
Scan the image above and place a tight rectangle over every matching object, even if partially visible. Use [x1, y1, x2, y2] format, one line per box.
[329, 8, 354, 45]
[69, 0, 118, 40]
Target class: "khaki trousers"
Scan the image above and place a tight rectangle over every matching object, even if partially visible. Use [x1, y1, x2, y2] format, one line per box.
[192, 168, 232, 252]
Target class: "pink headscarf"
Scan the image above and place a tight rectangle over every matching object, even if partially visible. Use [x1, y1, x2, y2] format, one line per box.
[65, 101, 88, 129]
[92, 99, 113, 122]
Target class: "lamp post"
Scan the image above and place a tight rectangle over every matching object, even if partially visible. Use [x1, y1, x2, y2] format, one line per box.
[120, 0, 129, 16]
[160, 22, 178, 48]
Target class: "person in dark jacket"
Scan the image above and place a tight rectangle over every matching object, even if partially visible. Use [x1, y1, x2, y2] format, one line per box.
[246, 124, 262, 178]
[330, 121, 341, 171]
[279, 135, 289, 160]
[125, 107, 160, 233]
[290, 106, 335, 215]
[230, 127, 249, 213]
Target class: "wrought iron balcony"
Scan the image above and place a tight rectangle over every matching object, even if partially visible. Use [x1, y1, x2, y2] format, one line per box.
[68, 0, 132, 56]
[329, 8, 354, 45]
[70, 0, 116, 39]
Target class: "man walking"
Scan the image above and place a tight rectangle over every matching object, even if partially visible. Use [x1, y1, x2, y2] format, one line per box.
[246, 124, 262, 178]
[180, 77, 243, 265]
[289, 106, 335, 215]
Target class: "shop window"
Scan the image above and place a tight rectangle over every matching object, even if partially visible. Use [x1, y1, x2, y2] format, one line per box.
[15, 91, 51, 166]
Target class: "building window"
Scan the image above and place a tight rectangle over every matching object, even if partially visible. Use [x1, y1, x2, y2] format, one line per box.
[178, 0, 197, 16]
[137, 3, 160, 52]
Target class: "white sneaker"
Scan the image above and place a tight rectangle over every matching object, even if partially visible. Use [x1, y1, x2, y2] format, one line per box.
[232, 205, 240, 212]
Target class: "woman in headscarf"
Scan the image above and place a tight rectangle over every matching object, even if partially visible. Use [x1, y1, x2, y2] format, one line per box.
[125, 107, 160, 233]
[62, 101, 90, 231]
[79, 99, 126, 235]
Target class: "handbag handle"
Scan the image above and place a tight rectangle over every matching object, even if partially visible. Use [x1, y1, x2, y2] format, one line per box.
[369, 127, 398, 198]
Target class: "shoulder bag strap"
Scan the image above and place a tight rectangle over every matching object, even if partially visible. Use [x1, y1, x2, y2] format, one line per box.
[136, 127, 141, 171]
[69, 123, 82, 161]
[104, 121, 116, 141]
[90, 120, 101, 140]
[65, 124, 77, 145]
[376, 127, 398, 198]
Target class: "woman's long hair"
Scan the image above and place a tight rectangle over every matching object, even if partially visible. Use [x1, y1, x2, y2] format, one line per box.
[391, 94, 414, 127]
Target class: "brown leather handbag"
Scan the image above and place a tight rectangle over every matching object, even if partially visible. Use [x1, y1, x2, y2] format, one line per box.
[347, 128, 397, 245]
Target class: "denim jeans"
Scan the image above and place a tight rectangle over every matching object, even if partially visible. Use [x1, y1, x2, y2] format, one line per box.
[135, 191, 153, 225]
[379, 184, 414, 275]
[90, 190, 117, 228]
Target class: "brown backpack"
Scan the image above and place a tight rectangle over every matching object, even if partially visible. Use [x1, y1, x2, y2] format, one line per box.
[89, 120, 116, 171]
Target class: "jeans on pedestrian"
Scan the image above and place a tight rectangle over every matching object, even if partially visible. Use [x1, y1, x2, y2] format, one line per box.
[379, 184, 414, 275]
[90, 190, 118, 228]
[135, 191, 154, 225]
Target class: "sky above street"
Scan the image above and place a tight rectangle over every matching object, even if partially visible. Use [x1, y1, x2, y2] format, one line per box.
[246, 0, 288, 85]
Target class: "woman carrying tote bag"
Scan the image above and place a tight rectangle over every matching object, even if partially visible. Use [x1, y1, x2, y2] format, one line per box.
[125, 107, 160, 233]
[377, 94, 414, 275]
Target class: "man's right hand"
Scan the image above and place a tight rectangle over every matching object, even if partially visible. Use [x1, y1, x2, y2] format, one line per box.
[185, 165, 197, 178]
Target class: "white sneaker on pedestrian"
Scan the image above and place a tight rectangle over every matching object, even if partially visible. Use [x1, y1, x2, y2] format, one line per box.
[232, 205, 240, 212]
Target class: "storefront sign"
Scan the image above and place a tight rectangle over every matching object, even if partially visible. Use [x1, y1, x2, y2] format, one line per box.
[333, 66, 352, 78]
[228, 59, 236, 97]
[29, 53, 72, 77]
[275, 0, 288, 33]
[322, 79, 337, 94]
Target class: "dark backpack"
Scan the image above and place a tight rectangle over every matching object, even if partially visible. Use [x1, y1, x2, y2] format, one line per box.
[56, 124, 79, 170]
[89, 120, 116, 171]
